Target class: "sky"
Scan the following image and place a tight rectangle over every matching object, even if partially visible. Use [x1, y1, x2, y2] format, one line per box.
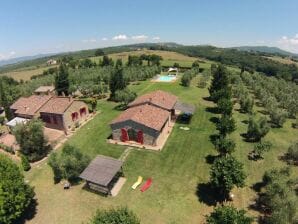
[1, 0, 298, 61]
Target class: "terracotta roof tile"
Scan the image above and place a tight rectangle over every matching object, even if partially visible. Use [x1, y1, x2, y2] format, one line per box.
[128, 90, 177, 110]
[111, 104, 170, 131]
[39, 97, 74, 114]
[10, 95, 52, 116]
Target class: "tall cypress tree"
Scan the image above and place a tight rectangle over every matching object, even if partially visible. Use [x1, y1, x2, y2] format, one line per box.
[109, 67, 126, 100]
[55, 64, 70, 96]
[209, 64, 231, 102]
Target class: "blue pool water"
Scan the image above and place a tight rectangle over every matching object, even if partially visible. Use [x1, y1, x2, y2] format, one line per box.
[155, 75, 176, 82]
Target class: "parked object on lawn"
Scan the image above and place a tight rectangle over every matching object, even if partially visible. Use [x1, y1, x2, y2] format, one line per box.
[140, 178, 152, 192]
[64, 181, 70, 189]
[131, 176, 143, 189]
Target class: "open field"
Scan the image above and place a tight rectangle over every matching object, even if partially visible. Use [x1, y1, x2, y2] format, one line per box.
[264, 55, 298, 66]
[23, 73, 298, 224]
[0, 65, 57, 81]
[91, 50, 207, 68]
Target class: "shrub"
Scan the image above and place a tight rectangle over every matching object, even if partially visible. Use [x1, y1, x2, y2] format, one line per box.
[13, 119, 50, 162]
[21, 154, 31, 171]
[89, 207, 140, 224]
[246, 116, 270, 142]
[206, 205, 253, 224]
[249, 141, 272, 160]
[285, 142, 298, 165]
[214, 137, 236, 155]
[0, 116, 5, 125]
[48, 144, 90, 183]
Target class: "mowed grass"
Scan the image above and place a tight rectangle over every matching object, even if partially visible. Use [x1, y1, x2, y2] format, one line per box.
[24, 74, 298, 224]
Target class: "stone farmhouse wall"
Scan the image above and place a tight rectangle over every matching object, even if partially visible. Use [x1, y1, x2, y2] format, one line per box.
[110, 118, 170, 146]
[63, 101, 89, 130]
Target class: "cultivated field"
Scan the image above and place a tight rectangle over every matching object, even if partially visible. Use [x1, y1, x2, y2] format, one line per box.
[0, 65, 56, 81]
[24, 74, 298, 224]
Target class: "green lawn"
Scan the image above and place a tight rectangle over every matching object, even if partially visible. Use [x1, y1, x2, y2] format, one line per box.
[24, 75, 298, 224]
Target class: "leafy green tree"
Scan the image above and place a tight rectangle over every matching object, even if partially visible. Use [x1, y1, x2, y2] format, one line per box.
[149, 54, 162, 66]
[269, 108, 287, 128]
[14, 119, 50, 162]
[210, 156, 246, 199]
[257, 168, 298, 224]
[216, 115, 236, 137]
[285, 142, 298, 165]
[89, 207, 140, 224]
[214, 137, 236, 156]
[181, 73, 191, 87]
[48, 144, 90, 183]
[206, 205, 253, 224]
[239, 95, 254, 114]
[21, 154, 31, 171]
[127, 55, 142, 66]
[0, 154, 35, 224]
[115, 89, 137, 106]
[90, 98, 97, 112]
[102, 55, 114, 66]
[80, 58, 94, 68]
[192, 60, 200, 68]
[55, 64, 70, 96]
[0, 79, 14, 120]
[109, 67, 126, 100]
[217, 98, 233, 116]
[95, 49, 104, 56]
[250, 141, 272, 160]
[246, 116, 270, 142]
[173, 62, 180, 68]
[115, 58, 123, 69]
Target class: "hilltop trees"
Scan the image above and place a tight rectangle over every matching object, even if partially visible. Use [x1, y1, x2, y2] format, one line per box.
[94, 49, 104, 56]
[55, 64, 70, 96]
[0, 154, 35, 224]
[206, 205, 253, 224]
[14, 119, 50, 162]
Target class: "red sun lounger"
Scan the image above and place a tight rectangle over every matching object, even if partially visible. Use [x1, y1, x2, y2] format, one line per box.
[140, 178, 152, 192]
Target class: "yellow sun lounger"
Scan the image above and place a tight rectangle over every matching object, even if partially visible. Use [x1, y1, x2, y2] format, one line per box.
[131, 176, 143, 189]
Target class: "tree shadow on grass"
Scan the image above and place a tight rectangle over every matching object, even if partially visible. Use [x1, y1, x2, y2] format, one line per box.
[15, 199, 38, 224]
[209, 134, 220, 146]
[205, 107, 220, 114]
[209, 117, 220, 124]
[203, 96, 213, 102]
[113, 104, 127, 111]
[196, 183, 225, 206]
[205, 154, 220, 164]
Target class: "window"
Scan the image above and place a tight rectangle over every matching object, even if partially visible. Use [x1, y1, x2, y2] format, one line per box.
[71, 112, 78, 121]
[80, 107, 86, 117]
[42, 115, 51, 123]
[52, 116, 58, 124]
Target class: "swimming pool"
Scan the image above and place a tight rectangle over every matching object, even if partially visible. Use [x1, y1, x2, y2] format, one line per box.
[154, 75, 177, 82]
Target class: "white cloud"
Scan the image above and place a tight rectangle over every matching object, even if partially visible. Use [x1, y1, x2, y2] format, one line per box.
[277, 34, 298, 53]
[152, 36, 160, 41]
[82, 38, 97, 43]
[112, 34, 128, 40]
[101, 37, 108, 41]
[131, 35, 148, 41]
[0, 51, 17, 61]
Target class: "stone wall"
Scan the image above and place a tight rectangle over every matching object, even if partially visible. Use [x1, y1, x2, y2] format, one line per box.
[63, 101, 89, 130]
[110, 118, 170, 146]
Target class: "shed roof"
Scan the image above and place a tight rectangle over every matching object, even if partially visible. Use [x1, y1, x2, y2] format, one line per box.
[6, 117, 29, 127]
[110, 104, 170, 131]
[128, 90, 177, 110]
[174, 101, 196, 114]
[79, 155, 123, 187]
